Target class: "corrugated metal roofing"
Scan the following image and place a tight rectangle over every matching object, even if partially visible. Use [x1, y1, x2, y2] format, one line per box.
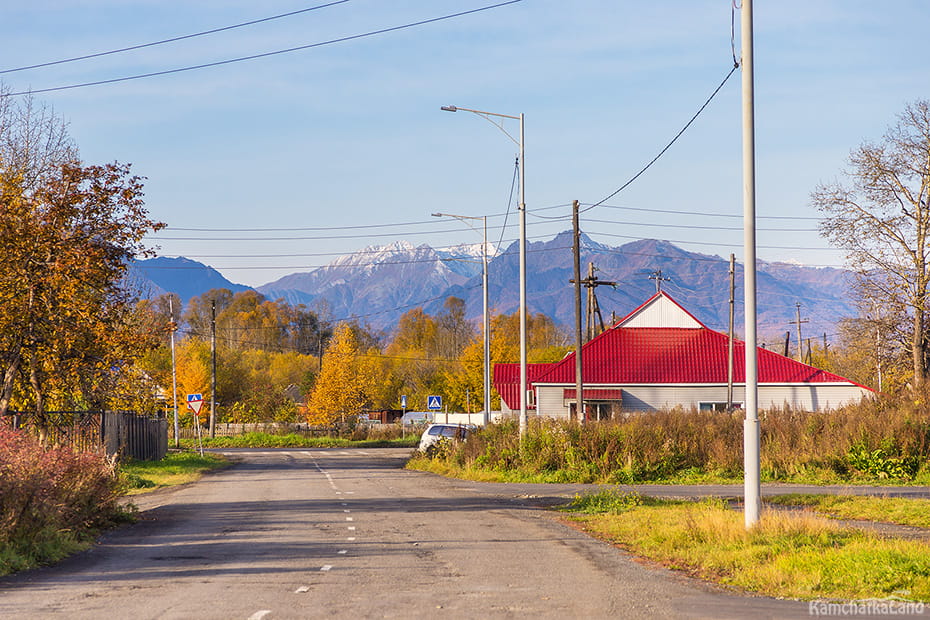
[492, 293, 870, 410]
[562, 388, 624, 400]
[536, 326, 857, 385]
[493, 363, 554, 411]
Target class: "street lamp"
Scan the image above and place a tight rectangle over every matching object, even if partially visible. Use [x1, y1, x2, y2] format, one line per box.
[432, 212, 490, 425]
[441, 105, 527, 436]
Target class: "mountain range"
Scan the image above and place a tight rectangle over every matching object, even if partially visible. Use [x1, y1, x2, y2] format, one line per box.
[131, 232, 856, 343]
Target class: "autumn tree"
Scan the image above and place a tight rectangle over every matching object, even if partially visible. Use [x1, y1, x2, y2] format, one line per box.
[0, 158, 163, 429]
[435, 296, 474, 360]
[814, 100, 930, 388]
[306, 323, 381, 425]
[182, 288, 234, 341]
[0, 88, 77, 193]
[438, 310, 569, 413]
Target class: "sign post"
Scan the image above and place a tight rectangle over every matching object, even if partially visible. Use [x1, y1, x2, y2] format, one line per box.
[186, 393, 205, 456]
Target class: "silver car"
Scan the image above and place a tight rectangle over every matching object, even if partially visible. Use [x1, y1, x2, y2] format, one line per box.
[418, 423, 473, 451]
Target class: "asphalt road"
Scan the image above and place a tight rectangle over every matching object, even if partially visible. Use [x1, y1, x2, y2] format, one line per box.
[2, 447, 918, 619]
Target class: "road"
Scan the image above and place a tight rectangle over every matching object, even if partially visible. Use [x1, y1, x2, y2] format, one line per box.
[0, 447, 863, 619]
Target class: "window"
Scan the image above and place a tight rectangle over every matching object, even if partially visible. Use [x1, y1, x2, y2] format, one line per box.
[699, 402, 742, 412]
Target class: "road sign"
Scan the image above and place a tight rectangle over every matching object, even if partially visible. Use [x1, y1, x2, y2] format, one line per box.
[427, 395, 442, 411]
[401, 395, 407, 409]
[187, 393, 204, 415]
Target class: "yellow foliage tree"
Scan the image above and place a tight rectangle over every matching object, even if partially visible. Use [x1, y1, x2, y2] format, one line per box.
[306, 324, 378, 425]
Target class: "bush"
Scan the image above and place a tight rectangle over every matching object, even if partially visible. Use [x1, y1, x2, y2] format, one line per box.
[0, 427, 131, 574]
[416, 391, 930, 484]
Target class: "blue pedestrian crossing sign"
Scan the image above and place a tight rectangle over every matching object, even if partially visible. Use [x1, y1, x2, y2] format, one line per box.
[186, 393, 204, 415]
[427, 395, 442, 411]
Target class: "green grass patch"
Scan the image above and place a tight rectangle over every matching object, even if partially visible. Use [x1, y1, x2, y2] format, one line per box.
[561, 490, 674, 513]
[120, 451, 229, 494]
[767, 494, 930, 529]
[564, 490, 930, 601]
[181, 432, 417, 450]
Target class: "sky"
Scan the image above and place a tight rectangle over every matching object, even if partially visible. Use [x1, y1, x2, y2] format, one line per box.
[2, 0, 929, 288]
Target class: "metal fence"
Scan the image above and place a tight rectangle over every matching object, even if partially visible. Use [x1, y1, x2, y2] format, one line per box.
[4, 410, 168, 461]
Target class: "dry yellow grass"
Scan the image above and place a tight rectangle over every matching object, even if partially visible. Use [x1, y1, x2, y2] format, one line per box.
[571, 499, 930, 601]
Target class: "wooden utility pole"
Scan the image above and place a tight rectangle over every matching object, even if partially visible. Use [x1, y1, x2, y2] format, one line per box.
[788, 302, 809, 362]
[727, 254, 735, 410]
[571, 200, 584, 422]
[648, 269, 670, 293]
[571, 263, 616, 343]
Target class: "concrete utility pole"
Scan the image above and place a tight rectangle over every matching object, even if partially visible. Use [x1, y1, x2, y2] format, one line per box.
[727, 254, 735, 410]
[169, 298, 179, 449]
[740, 0, 762, 528]
[788, 302, 809, 363]
[210, 300, 217, 439]
[572, 200, 584, 422]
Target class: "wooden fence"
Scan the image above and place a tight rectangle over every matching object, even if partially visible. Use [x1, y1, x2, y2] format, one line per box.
[4, 410, 168, 461]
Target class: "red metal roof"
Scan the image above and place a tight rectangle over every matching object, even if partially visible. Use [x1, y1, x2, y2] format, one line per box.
[493, 363, 555, 411]
[536, 326, 861, 385]
[562, 388, 624, 400]
[492, 294, 871, 409]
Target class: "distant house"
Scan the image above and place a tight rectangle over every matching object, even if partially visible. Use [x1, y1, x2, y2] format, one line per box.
[493, 292, 873, 419]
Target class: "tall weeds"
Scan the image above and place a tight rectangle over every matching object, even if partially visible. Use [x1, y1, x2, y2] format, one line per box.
[433, 391, 930, 483]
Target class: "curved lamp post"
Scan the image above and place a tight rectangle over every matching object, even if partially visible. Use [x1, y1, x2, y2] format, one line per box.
[432, 212, 490, 425]
[441, 105, 527, 436]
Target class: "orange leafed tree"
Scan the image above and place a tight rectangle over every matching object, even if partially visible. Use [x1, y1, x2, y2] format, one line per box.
[306, 323, 379, 426]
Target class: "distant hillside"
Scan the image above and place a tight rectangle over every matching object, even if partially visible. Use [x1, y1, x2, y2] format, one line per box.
[131, 234, 857, 342]
[257, 240, 472, 318]
[128, 257, 252, 302]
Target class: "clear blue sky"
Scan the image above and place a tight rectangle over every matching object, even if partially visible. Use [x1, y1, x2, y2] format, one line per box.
[3, 0, 928, 287]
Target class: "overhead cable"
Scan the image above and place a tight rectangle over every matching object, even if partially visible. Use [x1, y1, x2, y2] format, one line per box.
[584, 63, 739, 213]
[0, 1, 350, 75]
[1, 0, 524, 96]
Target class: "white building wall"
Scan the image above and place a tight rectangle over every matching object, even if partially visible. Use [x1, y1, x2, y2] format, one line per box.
[620, 295, 702, 329]
[536, 388, 572, 420]
[535, 383, 871, 416]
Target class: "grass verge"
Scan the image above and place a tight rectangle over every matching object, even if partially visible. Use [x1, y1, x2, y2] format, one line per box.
[767, 494, 930, 529]
[120, 451, 230, 494]
[406, 453, 930, 487]
[562, 490, 930, 602]
[180, 432, 418, 450]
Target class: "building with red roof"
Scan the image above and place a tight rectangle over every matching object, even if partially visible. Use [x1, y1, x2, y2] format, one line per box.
[493, 292, 873, 419]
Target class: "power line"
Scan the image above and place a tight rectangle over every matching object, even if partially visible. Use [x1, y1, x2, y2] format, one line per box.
[160, 199, 818, 234]
[584, 63, 739, 213]
[594, 202, 824, 221]
[0, 1, 351, 75]
[2, 1, 524, 97]
[583, 217, 819, 233]
[140, 243, 575, 271]
[592, 230, 843, 252]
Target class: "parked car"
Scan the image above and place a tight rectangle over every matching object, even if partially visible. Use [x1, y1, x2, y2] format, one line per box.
[418, 423, 474, 452]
